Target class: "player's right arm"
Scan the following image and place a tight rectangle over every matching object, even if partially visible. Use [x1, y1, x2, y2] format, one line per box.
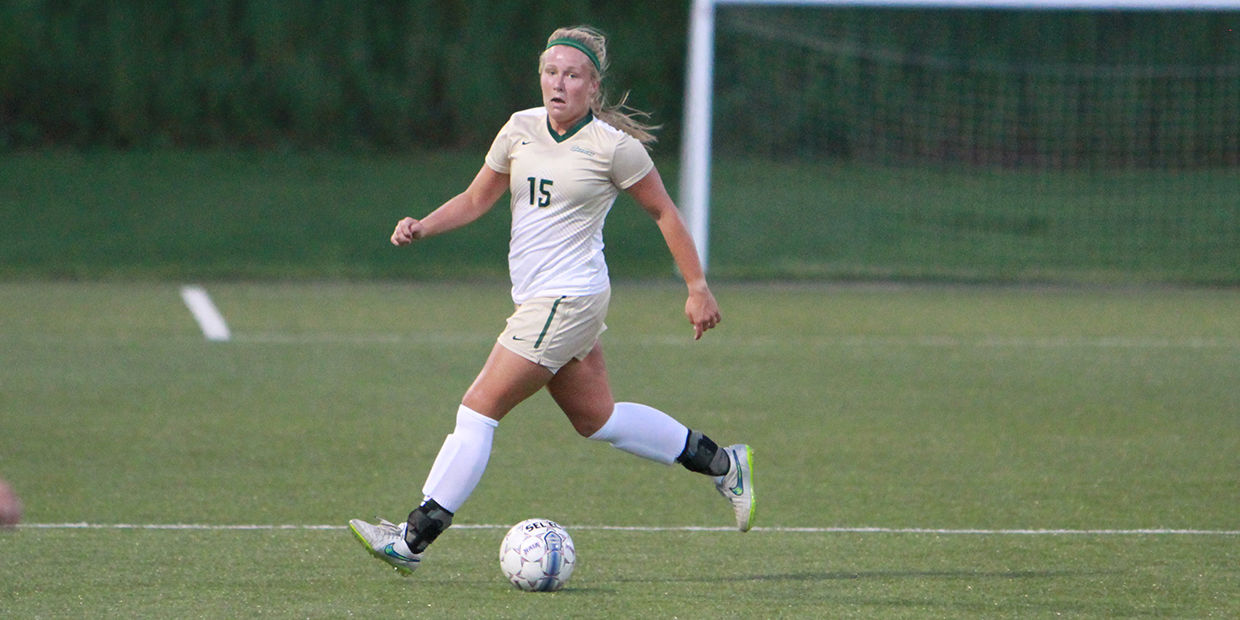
[391, 165, 510, 246]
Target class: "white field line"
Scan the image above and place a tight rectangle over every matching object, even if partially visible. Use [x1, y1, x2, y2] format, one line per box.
[19, 523, 1240, 535]
[179, 286, 231, 342]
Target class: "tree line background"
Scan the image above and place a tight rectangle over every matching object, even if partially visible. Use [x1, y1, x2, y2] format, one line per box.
[2, 1, 1236, 162]
[0, 1, 688, 150]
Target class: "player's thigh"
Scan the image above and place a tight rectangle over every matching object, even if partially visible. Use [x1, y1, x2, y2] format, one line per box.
[462, 343, 554, 420]
[547, 343, 615, 436]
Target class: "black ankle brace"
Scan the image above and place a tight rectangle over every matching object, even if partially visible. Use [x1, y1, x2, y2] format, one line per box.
[404, 499, 454, 554]
[676, 430, 729, 477]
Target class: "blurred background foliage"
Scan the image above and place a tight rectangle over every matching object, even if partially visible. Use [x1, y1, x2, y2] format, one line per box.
[0, 0, 688, 150]
[2, 1, 1235, 155]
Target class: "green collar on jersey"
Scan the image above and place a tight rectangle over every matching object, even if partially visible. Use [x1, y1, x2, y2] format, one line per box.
[546, 110, 593, 143]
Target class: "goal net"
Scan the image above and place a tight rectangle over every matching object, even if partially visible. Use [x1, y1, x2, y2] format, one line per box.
[685, 1, 1239, 282]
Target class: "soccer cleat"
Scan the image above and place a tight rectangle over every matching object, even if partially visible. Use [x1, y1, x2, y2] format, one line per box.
[348, 517, 421, 575]
[714, 444, 756, 532]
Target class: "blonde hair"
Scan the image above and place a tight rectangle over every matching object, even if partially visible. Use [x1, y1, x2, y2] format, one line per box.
[540, 26, 660, 147]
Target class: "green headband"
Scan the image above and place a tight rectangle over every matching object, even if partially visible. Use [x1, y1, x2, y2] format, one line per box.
[545, 38, 601, 74]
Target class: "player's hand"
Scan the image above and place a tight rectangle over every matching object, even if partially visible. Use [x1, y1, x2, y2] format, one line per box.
[391, 217, 425, 246]
[685, 287, 721, 340]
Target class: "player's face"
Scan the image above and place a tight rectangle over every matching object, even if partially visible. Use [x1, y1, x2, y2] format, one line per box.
[540, 46, 599, 133]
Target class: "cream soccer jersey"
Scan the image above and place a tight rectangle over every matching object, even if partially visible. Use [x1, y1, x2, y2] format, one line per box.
[485, 107, 654, 304]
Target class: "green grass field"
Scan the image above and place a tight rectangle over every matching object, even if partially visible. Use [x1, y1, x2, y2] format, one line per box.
[2, 150, 1236, 283]
[1, 281, 1237, 617]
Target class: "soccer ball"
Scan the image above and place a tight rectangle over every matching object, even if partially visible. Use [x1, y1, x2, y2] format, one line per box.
[499, 518, 576, 592]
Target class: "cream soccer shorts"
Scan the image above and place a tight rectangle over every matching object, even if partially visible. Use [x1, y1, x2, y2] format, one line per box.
[498, 289, 609, 373]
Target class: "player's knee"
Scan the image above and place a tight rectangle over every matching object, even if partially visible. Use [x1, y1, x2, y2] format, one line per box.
[568, 403, 613, 437]
[569, 411, 607, 437]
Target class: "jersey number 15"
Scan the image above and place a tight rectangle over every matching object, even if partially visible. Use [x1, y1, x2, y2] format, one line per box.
[527, 177, 553, 208]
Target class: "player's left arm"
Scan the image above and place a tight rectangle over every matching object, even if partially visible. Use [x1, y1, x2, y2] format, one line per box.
[626, 167, 721, 340]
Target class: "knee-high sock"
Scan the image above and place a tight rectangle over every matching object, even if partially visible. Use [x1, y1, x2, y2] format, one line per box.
[421, 404, 498, 513]
[588, 401, 688, 465]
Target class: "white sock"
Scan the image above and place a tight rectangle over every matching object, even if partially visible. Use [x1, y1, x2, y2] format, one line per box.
[588, 401, 689, 465]
[421, 404, 498, 514]
[392, 523, 417, 557]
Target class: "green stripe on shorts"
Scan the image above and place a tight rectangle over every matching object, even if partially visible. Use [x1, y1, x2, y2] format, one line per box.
[534, 296, 566, 349]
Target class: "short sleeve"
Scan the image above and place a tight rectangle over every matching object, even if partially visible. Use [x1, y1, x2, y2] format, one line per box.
[611, 133, 654, 189]
[484, 119, 515, 174]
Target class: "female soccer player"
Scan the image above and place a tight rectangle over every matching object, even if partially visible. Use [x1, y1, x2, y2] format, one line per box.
[349, 26, 755, 575]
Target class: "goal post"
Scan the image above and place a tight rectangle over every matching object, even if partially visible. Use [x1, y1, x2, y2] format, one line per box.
[679, 0, 1240, 276]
